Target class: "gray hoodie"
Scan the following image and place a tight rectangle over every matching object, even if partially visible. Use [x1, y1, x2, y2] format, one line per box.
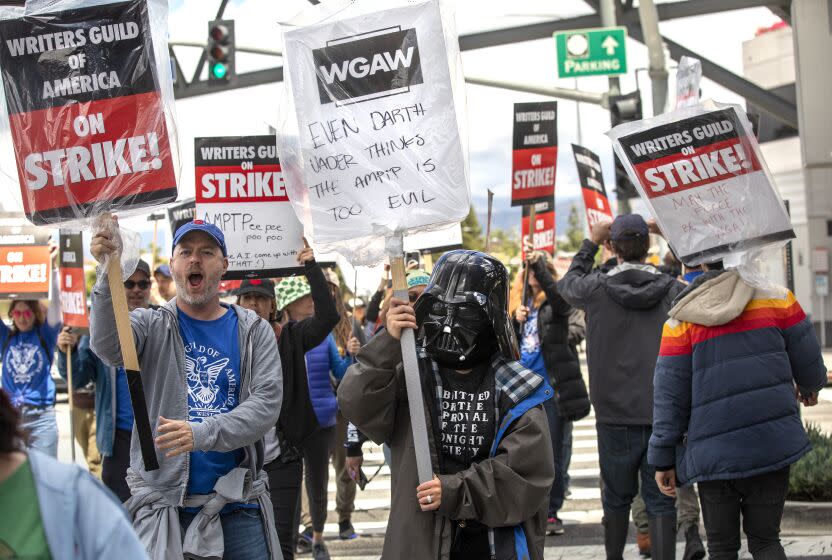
[90, 269, 283, 559]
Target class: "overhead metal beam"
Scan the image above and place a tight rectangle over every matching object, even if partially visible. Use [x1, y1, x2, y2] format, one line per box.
[622, 20, 798, 128]
[172, 41, 282, 57]
[175, 67, 284, 100]
[458, 0, 786, 52]
[465, 75, 604, 104]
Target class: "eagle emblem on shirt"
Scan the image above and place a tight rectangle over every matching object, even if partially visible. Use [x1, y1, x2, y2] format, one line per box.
[8, 342, 44, 385]
[185, 355, 229, 408]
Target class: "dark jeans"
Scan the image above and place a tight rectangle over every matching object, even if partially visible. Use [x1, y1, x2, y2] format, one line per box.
[178, 508, 268, 559]
[300, 425, 336, 532]
[543, 398, 566, 516]
[562, 419, 573, 493]
[264, 456, 303, 560]
[698, 466, 790, 560]
[596, 423, 676, 518]
[102, 428, 132, 502]
[450, 522, 490, 559]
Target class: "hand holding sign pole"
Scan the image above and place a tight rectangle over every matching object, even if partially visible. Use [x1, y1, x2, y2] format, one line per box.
[98, 215, 159, 470]
[0, 0, 180, 471]
[279, 0, 470, 485]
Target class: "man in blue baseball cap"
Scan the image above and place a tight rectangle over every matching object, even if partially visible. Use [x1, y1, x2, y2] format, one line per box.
[154, 263, 176, 302]
[558, 214, 687, 560]
[88, 216, 283, 559]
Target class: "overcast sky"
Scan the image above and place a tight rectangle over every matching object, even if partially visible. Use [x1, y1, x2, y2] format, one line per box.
[0, 0, 783, 291]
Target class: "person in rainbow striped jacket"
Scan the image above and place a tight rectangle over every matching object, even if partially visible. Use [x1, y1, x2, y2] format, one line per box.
[648, 261, 827, 560]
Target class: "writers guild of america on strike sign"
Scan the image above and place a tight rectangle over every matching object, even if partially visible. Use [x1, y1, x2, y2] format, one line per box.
[0, 0, 177, 225]
[614, 107, 794, 263]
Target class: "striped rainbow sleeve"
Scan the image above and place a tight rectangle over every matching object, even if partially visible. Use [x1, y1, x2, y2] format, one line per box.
[659, 319, 693, 357]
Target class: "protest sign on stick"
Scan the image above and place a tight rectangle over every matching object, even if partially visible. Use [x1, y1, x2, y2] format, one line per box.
[572, 144, 613, 229]
[0, 0, 178, 226]
[511, 102, 557, 207]
[279, 0, 469, 484]
[166, 198, 195, 241]
[521, 199, 555, 259]
[0, 0, 181, 471]
[403, 223, 463, 255]
[609, 102, 794, 266]
[58, 230, 89, 331]
[195, 135, 304, 279]
[675, 57, 702, 110]
[0, 243, 51, 299]
[59, 230, 88, 463]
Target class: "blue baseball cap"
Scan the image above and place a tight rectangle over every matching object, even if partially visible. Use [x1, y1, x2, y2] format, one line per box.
[172, 220, 227, 256]
[610, 214, 648, 241]
[154, 264, 171, 277]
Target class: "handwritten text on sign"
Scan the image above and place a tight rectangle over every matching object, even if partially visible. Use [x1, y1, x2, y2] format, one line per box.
[282, 0, 469, 244]
[616, 107, 793, 262]
[195, 136, 304, 279]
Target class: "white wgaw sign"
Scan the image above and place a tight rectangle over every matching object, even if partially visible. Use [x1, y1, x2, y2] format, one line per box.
[279, 0, 469, 263]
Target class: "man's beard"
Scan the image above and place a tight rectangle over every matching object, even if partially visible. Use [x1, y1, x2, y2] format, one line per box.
[174, 269, 221, 306]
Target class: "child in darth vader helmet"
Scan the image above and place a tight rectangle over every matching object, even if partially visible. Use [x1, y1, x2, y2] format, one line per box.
[338, 250, 555, 560]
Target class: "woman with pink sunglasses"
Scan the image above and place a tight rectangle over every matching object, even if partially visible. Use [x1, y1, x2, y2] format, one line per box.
[0, 264, 62, 458]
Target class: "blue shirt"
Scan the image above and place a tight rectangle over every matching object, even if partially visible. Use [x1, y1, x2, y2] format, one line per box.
[0, 322, 61, 408]
[178, 307, 244, 498]
[519, 306, 546, 377]
[683, 270, 704, 284]
[114, 367, 134, 432]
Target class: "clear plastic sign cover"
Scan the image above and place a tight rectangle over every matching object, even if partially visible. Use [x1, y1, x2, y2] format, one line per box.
[195, 135, 305, 279]
[0, 0, 180, 227]
[278, 0, 469, 265]
[609, 102, 794, 266]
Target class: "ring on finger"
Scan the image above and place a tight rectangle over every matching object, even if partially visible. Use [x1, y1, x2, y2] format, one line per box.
[426, 494, 433, 504]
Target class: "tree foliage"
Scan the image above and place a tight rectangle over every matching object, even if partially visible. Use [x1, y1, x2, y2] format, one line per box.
[560, 204, 586, 253]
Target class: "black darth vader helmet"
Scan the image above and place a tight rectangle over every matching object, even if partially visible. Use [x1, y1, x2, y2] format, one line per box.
[414, 250, 519, 368]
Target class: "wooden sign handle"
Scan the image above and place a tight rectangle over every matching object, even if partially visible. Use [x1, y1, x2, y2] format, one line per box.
[390, 250, 434, 485]
[66, 344, 76, 463]
[107, 255, 159, 471]
[520, 203, 538, 312]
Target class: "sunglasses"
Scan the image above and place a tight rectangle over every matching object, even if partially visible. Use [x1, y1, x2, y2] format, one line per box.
[11, 309, 33, 319]
[124, 280, 151, 290]
[409, 292, 420, 303]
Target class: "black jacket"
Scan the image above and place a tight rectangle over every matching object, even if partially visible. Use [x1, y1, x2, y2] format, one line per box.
[558, 240, 684, 425]
[514, 258, 591, 421]
[276, 259, 340, 449]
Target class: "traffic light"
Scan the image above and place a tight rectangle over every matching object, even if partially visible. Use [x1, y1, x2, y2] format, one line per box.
[609, 90, 643, 200]
[207, 19, 235, 83]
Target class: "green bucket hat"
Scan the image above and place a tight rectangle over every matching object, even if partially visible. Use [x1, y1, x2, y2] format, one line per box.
[406, 269, 430, 289]
[275, 276, 311, 311]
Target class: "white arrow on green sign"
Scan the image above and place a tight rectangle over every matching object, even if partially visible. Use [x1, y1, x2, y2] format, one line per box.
[554, 27, 628, 78]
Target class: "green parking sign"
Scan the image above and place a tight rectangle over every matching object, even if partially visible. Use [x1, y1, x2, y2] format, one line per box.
[554, 27, 628, 78]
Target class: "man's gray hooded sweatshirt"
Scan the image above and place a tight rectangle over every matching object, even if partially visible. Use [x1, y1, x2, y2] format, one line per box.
[557, 239, 684, 425]
[90, 268, 283, 560]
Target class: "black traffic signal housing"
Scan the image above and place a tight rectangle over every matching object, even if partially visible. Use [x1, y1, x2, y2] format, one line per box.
[609, 90, 643, 200]
[207, 19, 235, 83]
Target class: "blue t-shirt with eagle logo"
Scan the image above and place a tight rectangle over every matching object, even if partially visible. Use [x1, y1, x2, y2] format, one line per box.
[178, 307, 246, 501]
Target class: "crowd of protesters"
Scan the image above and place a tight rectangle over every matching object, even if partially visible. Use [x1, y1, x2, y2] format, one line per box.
[0, 213, 827, 560]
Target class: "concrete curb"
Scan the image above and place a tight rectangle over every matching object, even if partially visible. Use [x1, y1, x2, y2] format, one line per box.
[781, 500, 832, 535]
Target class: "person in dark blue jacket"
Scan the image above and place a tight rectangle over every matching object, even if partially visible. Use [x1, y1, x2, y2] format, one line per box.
[650, 265, 827, 560]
